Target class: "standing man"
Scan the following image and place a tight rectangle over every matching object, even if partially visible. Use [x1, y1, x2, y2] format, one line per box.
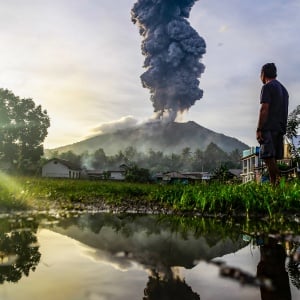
[257, 63, 289, 185]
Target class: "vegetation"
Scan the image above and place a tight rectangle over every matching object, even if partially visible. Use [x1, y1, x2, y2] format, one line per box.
[0, 89, 50, 174]
[286, 104, 300, 164]
[47, 143, 242, 174]
[0, 176, 299, 219]
[123, 163, 152, 183]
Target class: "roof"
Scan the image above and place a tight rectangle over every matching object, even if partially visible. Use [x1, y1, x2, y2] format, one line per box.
[228, 169, 242, 177]
[45, 158, 81, 171]
[156, 171, 202, 180]
[242, 146, 259, 158]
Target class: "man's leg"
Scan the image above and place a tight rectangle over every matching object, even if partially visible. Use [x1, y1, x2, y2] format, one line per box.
[264, 157, 280, 185]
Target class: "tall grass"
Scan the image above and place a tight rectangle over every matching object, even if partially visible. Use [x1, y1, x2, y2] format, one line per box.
[0, 172, 29, 210]
[0, 176, 299, 217]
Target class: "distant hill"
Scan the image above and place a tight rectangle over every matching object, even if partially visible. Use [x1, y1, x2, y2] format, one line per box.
[46, 121, 249, 155]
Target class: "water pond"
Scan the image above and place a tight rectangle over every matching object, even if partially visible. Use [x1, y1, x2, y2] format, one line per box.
[0, 211, 299, 300]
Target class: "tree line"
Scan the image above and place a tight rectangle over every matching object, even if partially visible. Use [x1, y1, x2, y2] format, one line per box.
[48, 144, 242, 174]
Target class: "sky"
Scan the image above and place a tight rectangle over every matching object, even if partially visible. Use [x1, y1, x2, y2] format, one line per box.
[0, 0, 299, 149]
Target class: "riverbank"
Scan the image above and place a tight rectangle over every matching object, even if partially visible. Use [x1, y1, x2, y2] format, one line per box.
[1, 175, 299, 219]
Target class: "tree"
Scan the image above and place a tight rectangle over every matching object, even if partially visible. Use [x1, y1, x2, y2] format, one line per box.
[286, 105, 300, 140]
[58, 150, 81, 167]
[124, 163, 151, 183]
[286, 105, 300, 162]
[0, 89, 50, 173]
[191, 148, 204, 171]
[212, 164, 232, 182]
[203, 143, 229, 171]
[92, 148, 107, 169]
[124, 146, 138, 162]
[180, 147, 192, 171]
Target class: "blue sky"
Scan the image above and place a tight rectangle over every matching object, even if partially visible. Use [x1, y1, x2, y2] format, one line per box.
[0, 0, 299, 149]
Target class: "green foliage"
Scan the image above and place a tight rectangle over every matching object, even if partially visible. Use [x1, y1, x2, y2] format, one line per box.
[286, 105, 300, 140]
[212, 165, 232, 182]
[0, 229, 40, 283]
[0, 173, 30, 210]
[0, 89, 50, 174]
[49, 143, 242, 175]
[1, 176, 299, 218]
[124, 164, 151, 183]
[57, 150, 81, 167]
[286, 105, 300, 163]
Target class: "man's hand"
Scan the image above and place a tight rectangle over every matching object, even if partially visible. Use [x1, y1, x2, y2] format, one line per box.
[256, 130, 263, 144]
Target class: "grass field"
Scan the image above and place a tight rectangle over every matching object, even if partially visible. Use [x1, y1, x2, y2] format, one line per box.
[0, 175, 299, 218]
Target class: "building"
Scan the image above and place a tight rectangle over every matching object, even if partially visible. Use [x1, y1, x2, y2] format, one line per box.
[241, 147, 261, 183]
[241, 136, 297, 183]
[42, 158, 81, 179]
[83, 169, 125, 181]
[155, 171, 211, 184]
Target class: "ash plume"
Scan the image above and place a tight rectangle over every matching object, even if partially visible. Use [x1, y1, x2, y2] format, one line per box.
[131, 0, 206, 121]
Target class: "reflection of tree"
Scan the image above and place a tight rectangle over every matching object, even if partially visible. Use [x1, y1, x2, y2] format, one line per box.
[0, 230, 41, 284]
[287, 242, 300, 290]
[143, 269, 200, 300]
[288, 260, 300, 290]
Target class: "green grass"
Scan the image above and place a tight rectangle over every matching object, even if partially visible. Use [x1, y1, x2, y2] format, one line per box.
[0, 175, 299, 218]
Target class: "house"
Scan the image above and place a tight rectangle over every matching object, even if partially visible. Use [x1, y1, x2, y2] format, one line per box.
[228, 169, 242, 180]
[108, 170, 126, 180]
[155, 171, 210, 184]
[241, 136, 297, 183]
[83, 169, 125, 181]
[42, 158, 81, 179]
[240, 147, 261, 183]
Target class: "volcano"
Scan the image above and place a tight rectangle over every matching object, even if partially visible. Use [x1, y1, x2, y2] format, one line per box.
[47, 121, 249, 156]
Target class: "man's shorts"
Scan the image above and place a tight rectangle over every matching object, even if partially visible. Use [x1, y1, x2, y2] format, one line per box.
[259, 131, 284, 160]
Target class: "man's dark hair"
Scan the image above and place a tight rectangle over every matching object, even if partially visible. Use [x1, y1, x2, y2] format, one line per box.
[261, 63, 277, 78]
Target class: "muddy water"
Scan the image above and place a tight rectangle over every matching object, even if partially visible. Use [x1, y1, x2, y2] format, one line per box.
[0, 212, 299, 300]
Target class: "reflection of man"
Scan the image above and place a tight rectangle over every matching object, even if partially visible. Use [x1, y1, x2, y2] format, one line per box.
[256, 236, 291, 300]
[256, 63, 289, 185]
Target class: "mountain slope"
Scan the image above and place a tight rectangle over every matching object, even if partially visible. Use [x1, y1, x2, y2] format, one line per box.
[48, 121, 249, 155]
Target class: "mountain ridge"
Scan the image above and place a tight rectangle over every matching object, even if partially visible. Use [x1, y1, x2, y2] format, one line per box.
[47, 121, 249, 155]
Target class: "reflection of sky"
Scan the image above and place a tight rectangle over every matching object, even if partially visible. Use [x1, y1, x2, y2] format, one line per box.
[183, 246, 261, 300]
[1, 229, 148, 300]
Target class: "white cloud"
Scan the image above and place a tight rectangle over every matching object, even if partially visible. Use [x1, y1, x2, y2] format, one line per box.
[87, 116, 139, 137]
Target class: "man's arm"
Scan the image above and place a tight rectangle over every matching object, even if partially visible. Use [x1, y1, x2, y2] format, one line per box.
[256, 102, 269, 142]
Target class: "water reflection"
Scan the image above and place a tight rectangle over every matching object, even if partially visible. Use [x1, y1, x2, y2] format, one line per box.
[219, 229, 300, 300]
[53, 214, 246, 269]
[0, 216, 40, 284]
[257, 235, 291, 300]
[143, 269, 200, 300]
[0, 212, 299, 300]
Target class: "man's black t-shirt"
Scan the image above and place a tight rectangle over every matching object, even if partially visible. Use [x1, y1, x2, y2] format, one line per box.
[260, 79, 289, 134]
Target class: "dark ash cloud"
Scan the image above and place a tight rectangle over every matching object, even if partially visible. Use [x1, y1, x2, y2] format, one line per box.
[131, 0, 206, 121]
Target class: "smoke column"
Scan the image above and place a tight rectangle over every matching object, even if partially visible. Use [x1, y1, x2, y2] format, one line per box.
[131, 0, 206, 121]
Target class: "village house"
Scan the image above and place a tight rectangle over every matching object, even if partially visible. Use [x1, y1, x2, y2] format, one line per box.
[83, 169, 126, 181]
[155, 171, 212, 184]
[241, 136, 299, 184]
[42, 158, 81, 179]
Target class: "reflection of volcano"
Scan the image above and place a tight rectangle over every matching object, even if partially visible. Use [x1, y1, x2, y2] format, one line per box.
[50, 214, 245, 271]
